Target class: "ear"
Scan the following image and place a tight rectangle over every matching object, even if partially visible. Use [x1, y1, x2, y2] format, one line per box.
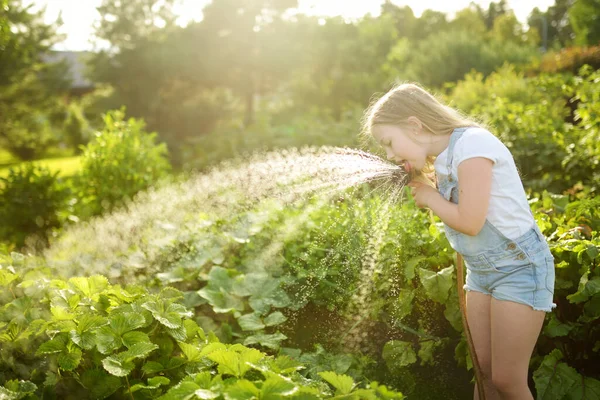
[406, 116, 423, 132]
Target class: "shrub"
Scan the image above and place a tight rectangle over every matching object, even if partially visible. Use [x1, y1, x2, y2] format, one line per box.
[391, 30, 536, 88]
[535, 45, 600, 74]
[74, 108, 171, 218]
[0, 163, 71, 249]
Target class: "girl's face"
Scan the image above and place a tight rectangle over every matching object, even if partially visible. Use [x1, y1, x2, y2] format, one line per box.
[371, 124, 428, 173]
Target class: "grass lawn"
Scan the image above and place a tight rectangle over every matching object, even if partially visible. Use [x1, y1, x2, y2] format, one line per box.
[0, 155, 82, 179]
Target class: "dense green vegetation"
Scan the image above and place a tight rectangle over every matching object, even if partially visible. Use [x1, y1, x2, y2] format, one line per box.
[1, 0, 600, 398]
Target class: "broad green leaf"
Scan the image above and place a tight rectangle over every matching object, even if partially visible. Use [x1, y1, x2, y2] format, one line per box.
[96, 326, 121, 354]
[178, 341, 202, 362]
[199, 342, 227, 357]
[566, 376, 600, 400]
[382, 341, 417, 371]
[223, 379, 259, 400]
[237, 313, 265, 331]
[443, 293, 463, 332]
[142, 361, 164, 374]
[207, 350, 242, 377]
[131, 376, 171, 392]
[404, 256, 426, 281]
[58, 347, 82, 371]
[264, 311, 287, 327]
[533, 349, 580, 400]
[243, 332, 287, 350]
[271, 355, 304, 374]
[0, 270, 18, 287]
[567, 271, 600, 304]
[158, 380, 200, 400]
[544, 314, 577, 338]
[36, 334, 68, 355]
[261, 376, 298, 399]
[392, 289, 415, 321]
[102, 355, 135, 377]
[318, 371, 355, 395]
[165, 324, 188, 341]
[418, 341, 436, 366]
[50, 306, 74, 321]
[142, 299, 192, 328]
[122, 331, 151, 348]
[122, 342, 158, 360]
[418, 266, 454, 304]
[69, 275, 109, 298]
[197, 287, 245, 314]
[109, 313, 146, 335]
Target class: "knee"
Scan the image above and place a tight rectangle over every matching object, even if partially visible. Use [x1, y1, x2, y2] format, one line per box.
[491, 370, 526, 394]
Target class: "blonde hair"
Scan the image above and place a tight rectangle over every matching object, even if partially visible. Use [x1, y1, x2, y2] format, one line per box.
[361, 82, 485, 186]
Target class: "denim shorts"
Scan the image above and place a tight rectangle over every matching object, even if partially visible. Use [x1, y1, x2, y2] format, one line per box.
[460, 228, 557, 312]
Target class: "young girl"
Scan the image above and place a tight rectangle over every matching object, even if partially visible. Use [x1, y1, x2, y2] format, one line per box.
[363, 83, 556, 400]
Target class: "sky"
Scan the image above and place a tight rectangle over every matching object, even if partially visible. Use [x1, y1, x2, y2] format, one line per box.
[30, 0, 556, 51]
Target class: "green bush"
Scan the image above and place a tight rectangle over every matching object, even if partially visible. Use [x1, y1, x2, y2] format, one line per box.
[390, 30, 536, 88]
[183, 108, 363, 172]
[0, 163, 71, 249]
[74, 108, 171, 218]
[0, 252, 405, 399]
[535, 45, 600, 74]
[561, 66, 600, 193]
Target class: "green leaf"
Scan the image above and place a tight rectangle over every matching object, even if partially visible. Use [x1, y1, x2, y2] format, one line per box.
[566, 376, 600, 400]
[533, 349, 580, 400]
[404, 256, 426, 281]
[238, 313, 265, 331]
[178, 341, 202, 362]
[69, 275, 109, 298]
[224, 379, 260, 400]
[50, 305, 75, 321]
[418, 266, 454, 304]
[261, 376, 298, 399]
[271, 355, 304, 374]
[142, 361, 164, 374]
[58, 347, 82, 371]
[264, 311, 287, 327]
[567, 274, 600, 304]
[418, 341, 436, 366]
[102, 355, 135, 377]
[382, 341, 417, 372]
[207, 350, 242, 377]
[142, 299, 192, 329]
[122, 331, 151, 348]
[318, 371, 355, 395]
[243, 332, 287, 350]
[122, 342, 158, 360]
[110, 313, 146, 335]
[158, 380, 200, 400]
[36, 334, 68, 355]
[96, 326, 122, 354]
[0, 270, 19, 287]
[544, 314, 576, 338]
[131, 376, 171, 392]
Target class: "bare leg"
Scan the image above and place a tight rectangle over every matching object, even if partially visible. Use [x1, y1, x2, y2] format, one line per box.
[466, 291, 502, 400]
[491, 298, 545, 400]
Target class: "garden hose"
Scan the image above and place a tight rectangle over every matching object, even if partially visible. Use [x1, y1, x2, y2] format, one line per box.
[457, 253, 487, 400]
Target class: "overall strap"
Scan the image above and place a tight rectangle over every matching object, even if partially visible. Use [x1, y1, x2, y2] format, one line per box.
[445, 127, 469, 181]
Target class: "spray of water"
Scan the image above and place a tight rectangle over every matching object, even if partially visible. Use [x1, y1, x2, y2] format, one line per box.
[44, 145, 414, 352]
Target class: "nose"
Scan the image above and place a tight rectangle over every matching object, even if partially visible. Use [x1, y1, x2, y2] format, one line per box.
[386, 149, 395, 161]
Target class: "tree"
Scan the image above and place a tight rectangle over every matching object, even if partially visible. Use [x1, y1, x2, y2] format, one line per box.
[569, 0, 600, 45]
[0, 0, 69, 160]
[528, 0, 575, 48]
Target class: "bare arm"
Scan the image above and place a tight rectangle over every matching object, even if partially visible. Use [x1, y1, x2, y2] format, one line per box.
[427, 157, 494, 236]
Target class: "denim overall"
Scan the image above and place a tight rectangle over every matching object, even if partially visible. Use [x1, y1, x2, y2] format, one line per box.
[436, 127, 556, 312]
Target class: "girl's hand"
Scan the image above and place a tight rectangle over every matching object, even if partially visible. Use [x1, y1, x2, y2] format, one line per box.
[407, 181, 440, 209]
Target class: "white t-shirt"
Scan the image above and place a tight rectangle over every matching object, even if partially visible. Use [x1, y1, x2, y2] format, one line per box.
[433, 127, 534, 240]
